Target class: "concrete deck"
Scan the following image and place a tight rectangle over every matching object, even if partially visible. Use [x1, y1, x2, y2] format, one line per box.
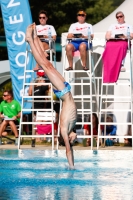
[0, 144, 132, 150]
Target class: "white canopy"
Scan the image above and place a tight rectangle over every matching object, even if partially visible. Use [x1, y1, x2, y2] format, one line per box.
[92, 0, 133, 138]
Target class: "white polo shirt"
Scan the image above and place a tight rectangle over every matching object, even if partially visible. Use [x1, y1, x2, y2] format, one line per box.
[36, 24, 56, 36]
[68, 22, 93, 36]
[108, 23, 133, 38]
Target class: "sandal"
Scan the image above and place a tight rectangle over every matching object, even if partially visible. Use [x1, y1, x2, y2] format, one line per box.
[82, 66, 89, 71]
[65, 67, 73, 71]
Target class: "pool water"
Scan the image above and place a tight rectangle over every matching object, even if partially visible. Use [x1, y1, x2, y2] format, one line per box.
[0, 150, 133, 200]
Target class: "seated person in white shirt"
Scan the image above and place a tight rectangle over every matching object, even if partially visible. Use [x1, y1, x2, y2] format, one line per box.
[34, 10, 57, 71]
[105, 11, 133, 72]
[65, 10, 94, 71]
[36, 10, 56, 50]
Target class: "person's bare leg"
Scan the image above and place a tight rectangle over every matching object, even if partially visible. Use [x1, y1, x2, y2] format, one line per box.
[62, 133, 74, 169]
[37, 37, 49, 57]
[32, 26, 65, 82]
[70, 146, 74, 165]
[2, 132, 8, 136]
[36, 132, 43, 142]
[64, 132, 77, 168]
[41, 42, 49, 51]
[0, 121, 8, 137]
[66, 43, 75, 69]
[32, 25, 49, 58]
[60, 120, 77, 169]
[8, 121, 18, 137]
[79, 43, 88, 69]
[33, 33, 49, 71]
[26, 24, 65, 90]
[69, 132, 77, 166]
[28, 27, 48, 57]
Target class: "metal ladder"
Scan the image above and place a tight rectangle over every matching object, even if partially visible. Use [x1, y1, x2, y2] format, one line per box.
[62, 40, 98, 150]
[40, 38, 56, 69]
[18, 41, 58, 150]
[97, 40, 133, 149]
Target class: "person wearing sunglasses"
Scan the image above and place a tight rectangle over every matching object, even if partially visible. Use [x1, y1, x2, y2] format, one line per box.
[105, 11, 133, 41]
[36, 10, 56, 50]
[102, 11, 133, 82]
[0, 90, 21, 145]
[33, 10, 57, 71]
[65, 10, 94, 71]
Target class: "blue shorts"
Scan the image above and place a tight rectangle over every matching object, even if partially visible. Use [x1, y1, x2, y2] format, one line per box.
[53, 82, 71, 99]
[71, 40, 88, 51]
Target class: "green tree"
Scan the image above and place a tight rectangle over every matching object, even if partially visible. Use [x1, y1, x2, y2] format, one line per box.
[29, 0, 124, 36]
[112, 0, 124, 6]
[0, 0, 125, 36]
[85, 0, 115, 24]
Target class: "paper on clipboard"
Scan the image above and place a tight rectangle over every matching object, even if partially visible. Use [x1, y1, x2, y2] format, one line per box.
[4, 116, 14, 120]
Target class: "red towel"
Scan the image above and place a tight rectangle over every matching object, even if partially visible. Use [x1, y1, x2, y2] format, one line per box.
[102, 40, 128, 83]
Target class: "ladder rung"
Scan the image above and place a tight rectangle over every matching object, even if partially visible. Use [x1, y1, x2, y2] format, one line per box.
[19, 135, 133, 139]
[25, 70, 34, 73]
[46, 49, 56, 54]
[102, 82, 130, 86]
[77, 122, 92, 124]
[21, 109, 53, 111]
[20, 122, 54, 125]
[64, 70, 91, 73]
[19, 135, 93, 139]
[103, 100, 132, 103]
[22, 96, 52, 98]
[74, 100, 96, 103]
[24, 83, 51, 86]
[19, 135, 53, 138]
[76, 122, 91, 124]
[101, 109, 132, 112]
[69, 77, 95, 80]
[73, 95, 92, 98]
[70, 83, 91, 85]
[77, 109, 91, 111]
[98, 136, 133, 138]
[99, 122, 132, 125]
[118, 77, 130, 80]
[101, 95, 131, 99]
[24, 100, 59, 103]
[77, 135, 92, 138]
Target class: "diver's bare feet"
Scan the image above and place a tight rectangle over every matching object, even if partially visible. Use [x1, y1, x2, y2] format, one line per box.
[33, 23, 38, 38]
[25, 24, 34, 43]
[69, 166, 75, 170]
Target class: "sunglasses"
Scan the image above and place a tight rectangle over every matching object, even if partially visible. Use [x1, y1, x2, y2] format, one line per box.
[77, 14, 85, 17]
[116, 15, 123, 19]
[39, 17, 46, 19]
[3, 94, 8, 97]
